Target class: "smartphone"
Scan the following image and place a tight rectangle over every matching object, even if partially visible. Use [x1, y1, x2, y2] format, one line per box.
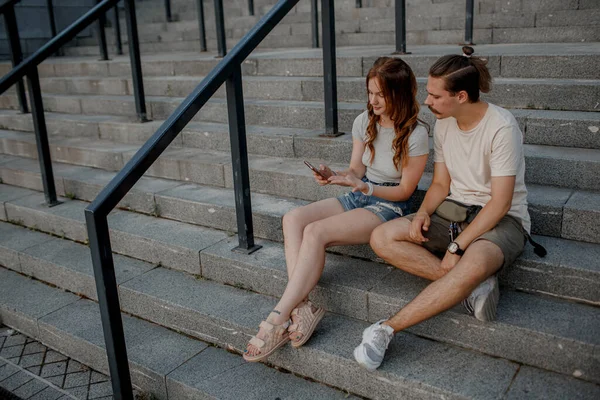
[304, 160, 332, 179]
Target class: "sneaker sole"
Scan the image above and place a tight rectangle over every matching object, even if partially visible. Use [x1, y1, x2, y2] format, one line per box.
[353, 345, 379, 372]
[474, 278, 500, 322]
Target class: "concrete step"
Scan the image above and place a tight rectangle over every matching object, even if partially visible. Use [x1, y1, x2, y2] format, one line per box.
[33, 75, 600, 112]
[1, 269, 595, 400]
[1, 230, 598, 394]
[4, 43, 599, 80]
[107, 1, 600, 42]
[65, 24, 600, 57]
[1, 237, 599, 392]
[1, 108, 598, 151]
[2, 92, 600, 145]
[61, 35, 313, 57]
[2, 184, 598, 306]
[1, 125, 599, 191]
[0, 268, 354, 400]
[1, 153, 599, 244]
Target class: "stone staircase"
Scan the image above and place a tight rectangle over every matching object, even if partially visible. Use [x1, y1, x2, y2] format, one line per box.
[61, 0, 600, 56]
[0, 0, 599, 399]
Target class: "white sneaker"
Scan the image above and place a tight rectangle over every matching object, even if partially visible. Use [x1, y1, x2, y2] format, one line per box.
[353, 320, 394, 371]
[462, 275, 500, 322]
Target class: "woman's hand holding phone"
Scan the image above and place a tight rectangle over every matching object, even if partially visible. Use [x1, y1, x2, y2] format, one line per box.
[327, 173, 367, 192]
[304, 161, 335, 185]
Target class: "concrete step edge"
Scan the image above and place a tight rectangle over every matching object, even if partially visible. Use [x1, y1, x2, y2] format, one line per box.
[1, 168, 598, 303]
[0, 267, 356, 400]
[1, 233, 598, 389]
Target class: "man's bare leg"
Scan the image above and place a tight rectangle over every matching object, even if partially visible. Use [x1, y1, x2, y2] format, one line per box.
[370, 218, 448, 281]
[354, 240, 503, 370]
[384, 240, 503, 332]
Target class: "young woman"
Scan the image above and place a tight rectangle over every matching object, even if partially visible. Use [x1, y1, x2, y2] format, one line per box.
[244, 57, 430, 362]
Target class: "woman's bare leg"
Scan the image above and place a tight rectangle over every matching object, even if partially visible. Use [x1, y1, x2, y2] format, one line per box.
[282, 198, 345, 279]
[277, 208, 384, 318]
[246, 208, 383, 356]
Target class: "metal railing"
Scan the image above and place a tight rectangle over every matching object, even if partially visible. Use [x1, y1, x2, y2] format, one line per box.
[1, 0, 27, 113]
[394, 0, 409, 54]
[83, 0, 339, 396]
[0, 0, 146, 222]
[196, 0, 207, 51]
[464, 0, 475, 45]
[0, 1, 146, 393]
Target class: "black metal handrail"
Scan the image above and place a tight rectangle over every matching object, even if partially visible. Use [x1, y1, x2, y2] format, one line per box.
[394, 0, 409, 54]
[0, 0, 146, 209]
[465, 0, 475, 45]
[83, 0, 341, 397]
[1, 0, 119, 93]
[0, 0, 20, 14]
[1, 0, 27, 113]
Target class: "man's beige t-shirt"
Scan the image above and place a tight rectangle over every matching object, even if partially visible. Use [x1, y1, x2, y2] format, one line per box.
[433, 103, 531, 233]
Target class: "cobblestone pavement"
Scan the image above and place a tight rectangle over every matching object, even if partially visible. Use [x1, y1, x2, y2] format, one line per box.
[0, 325, 113, 400]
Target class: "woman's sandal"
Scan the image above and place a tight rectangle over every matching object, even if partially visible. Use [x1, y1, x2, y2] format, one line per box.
[289, 301, 325, 348]
[243, 318, 290, 362]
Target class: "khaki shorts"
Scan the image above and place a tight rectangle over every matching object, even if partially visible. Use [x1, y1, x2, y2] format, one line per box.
[404, 213, 527, 269]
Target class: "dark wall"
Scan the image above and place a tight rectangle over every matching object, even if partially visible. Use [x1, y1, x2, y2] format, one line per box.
[0, 0, 96, 59]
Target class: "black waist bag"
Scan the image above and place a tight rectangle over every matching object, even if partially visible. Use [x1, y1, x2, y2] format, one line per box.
[434, 199, 547, 257]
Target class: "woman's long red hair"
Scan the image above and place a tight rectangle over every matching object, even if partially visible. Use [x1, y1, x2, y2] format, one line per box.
[364, 57, 426, 169]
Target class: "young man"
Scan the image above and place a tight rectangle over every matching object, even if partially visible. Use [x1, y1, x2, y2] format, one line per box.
[354, 46, 531, 371]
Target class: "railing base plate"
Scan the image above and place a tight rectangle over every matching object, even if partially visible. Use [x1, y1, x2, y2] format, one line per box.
[47, 199, 62, 208]
[232, 244, 263, 255]
[392, 51, 412, 55]
[319, 131, 345, 138]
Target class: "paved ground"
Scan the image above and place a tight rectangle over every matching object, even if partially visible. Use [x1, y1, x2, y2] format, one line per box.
[0, 325, 113, 400]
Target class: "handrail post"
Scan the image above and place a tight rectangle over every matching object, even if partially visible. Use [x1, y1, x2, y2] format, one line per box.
[196, 0, 207, 52]
[311, 0, 318, 48]
[393, 0, 410, 54]
[45, 0, 61, 56]
[96, 0, 109, 60]
[226, 64, 261, 254]
[123, 0, 148, 122]
[464, 0, 475, 45]
[3, 4, 28, 113]
[26, 67, 59, 206]
[321, 0, 341, 137]
[113, 1, 123, 55]
[164, 0, 172, 22]
[214, 0, 227, 57]
[85, 211, 133, 400]
[248, 0, 254, 16]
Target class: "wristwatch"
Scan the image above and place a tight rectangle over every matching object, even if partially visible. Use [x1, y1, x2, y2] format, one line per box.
[447, 241, 465, 256]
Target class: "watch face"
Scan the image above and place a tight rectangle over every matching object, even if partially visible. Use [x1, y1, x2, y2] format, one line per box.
[448, 242, 458, 253]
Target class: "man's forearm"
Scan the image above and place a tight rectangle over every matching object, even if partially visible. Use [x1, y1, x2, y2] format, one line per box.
[418, 182, 449, 215]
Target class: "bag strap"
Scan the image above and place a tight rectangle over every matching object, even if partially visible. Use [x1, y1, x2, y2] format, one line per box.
[525, 233, 547, 257]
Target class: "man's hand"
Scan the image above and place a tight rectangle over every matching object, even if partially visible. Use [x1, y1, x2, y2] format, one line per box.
[409, 211, 430, 243]
[440, 251, 461, 274]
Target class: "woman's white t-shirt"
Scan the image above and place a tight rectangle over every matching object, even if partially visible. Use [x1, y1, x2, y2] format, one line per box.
[352, 110, 430, 184]
[433, 103, 531, 233]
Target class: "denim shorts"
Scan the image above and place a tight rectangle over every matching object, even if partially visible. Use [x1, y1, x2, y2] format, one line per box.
[337, 177, 413, 222]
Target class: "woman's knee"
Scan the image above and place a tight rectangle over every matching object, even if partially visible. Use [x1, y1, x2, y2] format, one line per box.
[283, 208, 308, 234]
[302, 221, 329, 245]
